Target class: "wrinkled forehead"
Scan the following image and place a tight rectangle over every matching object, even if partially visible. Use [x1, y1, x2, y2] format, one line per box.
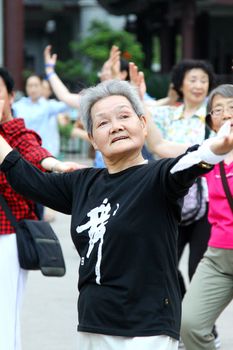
[212, 94, 233, 108]
[91, 95, 134, 119]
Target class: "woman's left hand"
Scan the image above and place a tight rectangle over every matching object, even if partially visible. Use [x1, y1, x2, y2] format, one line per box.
[54, 161, 88, 173]
[210, 122, 233, 155]
[129, 62, 146, 100]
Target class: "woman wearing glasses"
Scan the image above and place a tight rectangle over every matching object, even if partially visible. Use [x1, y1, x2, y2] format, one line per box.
[181, 84, 233, 350]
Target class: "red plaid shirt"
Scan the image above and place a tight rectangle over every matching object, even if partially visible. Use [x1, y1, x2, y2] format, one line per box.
[0, 118, 52, 234]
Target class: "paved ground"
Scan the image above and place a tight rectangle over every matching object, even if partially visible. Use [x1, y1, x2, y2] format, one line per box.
[21, 212, 78, 350]
[21, 155, 233, 350]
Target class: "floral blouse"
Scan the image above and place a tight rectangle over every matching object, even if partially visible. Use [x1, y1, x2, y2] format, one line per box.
[150, 101, 210, 204]
[150, 102, 207, 145]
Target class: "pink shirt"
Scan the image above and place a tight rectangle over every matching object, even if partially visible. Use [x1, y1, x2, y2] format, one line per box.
[204, 162, 233, 249]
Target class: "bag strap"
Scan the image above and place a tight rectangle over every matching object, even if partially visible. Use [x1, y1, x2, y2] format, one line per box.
[219, 161, 233, 213]
[0, 193, 19, 229]
[204, 123, 211, 140]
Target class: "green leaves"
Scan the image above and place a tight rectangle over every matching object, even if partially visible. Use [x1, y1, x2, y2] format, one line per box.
[56, 20, 144, 88]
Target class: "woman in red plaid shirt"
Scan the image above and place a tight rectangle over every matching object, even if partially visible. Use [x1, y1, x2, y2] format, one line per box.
[0, 68, 82, 350]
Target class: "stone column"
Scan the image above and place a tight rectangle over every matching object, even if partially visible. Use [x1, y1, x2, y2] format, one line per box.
[160, 22, 175, 73]
[181, 0, 196, 59]
[4, 0, 24, 90]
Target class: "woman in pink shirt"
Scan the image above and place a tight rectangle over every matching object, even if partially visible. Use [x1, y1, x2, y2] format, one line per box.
[181, 84, 233, 350]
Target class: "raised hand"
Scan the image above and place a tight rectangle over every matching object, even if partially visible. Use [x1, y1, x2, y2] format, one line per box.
[44, 45, 57, 74]
[99, 45, 120, 81]
[110, 45, 121, 79]
[210, 121, 233, 155]
[129, 62, 146, 100]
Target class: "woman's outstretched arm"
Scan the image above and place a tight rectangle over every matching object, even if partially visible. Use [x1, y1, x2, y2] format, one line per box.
[44, 45, 81, 108]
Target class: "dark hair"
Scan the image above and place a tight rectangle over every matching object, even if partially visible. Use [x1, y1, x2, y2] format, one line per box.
[0, 67, 14, 94]
[171, 59, 215, 98]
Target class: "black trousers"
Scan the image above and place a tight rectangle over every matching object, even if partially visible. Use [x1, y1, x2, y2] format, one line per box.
[177, 206, 211, 299]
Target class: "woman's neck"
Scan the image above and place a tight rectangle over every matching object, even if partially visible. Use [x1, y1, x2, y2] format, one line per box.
[30, 96, 40, 103]
[104, 152, 147, 174]
[183, 101, 203, 118]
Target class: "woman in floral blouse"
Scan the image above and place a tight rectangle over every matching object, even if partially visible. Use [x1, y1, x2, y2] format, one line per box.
[147, 59, 215, 300]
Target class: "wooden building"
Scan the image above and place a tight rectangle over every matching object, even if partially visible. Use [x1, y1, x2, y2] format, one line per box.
[98, 0, 233, 79]
[2, 0, 233, 90]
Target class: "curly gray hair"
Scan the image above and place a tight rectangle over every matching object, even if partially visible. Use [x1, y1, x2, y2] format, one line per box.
[79, 79, 144, 134]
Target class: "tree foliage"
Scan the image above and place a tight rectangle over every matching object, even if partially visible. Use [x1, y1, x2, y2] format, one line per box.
[55, 21, 144, 89]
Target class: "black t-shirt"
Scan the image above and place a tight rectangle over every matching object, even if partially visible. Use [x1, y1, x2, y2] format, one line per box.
[1, 150, 210, 340]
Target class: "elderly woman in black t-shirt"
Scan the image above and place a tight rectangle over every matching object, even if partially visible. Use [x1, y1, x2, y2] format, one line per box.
[0, 79, 233, 350]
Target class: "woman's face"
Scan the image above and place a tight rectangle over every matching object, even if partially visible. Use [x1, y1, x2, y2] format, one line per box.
[210, 94, 233, 132]
[89, 95, 147, 160]
[26, 76, 42, 101]
[181, 68, 209, 106]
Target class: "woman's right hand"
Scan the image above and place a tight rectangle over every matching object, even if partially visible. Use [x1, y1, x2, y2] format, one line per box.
[44, 45, 57, 74]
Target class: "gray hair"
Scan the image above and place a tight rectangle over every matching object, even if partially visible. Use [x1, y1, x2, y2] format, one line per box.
[207, 84, 233, 114]
[79, 79, 145, 134]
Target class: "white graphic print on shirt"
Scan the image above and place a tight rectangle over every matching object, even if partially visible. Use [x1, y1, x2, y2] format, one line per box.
[76, 198, 119, 284]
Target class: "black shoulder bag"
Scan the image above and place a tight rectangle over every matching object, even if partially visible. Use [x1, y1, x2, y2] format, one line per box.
[0, 194, 66, 277]
[219, 161, 233, 214]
